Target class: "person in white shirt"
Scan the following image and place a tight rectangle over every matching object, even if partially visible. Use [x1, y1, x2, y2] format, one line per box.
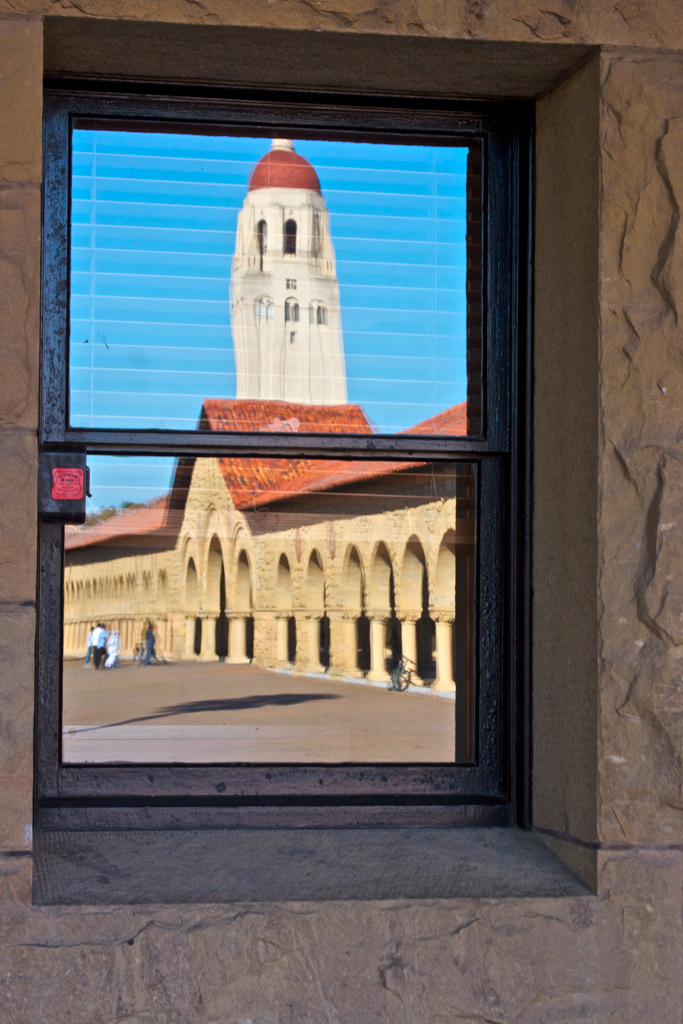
[92, 623, 108, 670]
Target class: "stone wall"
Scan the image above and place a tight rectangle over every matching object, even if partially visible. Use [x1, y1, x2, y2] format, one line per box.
[2, 5, 683, 1021]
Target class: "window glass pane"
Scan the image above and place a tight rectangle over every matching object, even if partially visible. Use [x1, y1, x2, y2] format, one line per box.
[69, 130, 480, 434]
[62, 455, 476, 764]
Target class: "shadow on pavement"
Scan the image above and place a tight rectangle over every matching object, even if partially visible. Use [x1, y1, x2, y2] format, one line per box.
[73, 693, 341, 732]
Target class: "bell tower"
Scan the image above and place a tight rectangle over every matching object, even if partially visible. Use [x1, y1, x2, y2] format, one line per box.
[230, 139, 347, 405]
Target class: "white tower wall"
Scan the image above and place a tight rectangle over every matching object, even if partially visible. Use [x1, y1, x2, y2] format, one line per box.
[230, 143, 347, 405]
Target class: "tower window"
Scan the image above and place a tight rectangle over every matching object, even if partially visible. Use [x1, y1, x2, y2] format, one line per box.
[285, 299, 299, 323]
[255, 298, 265, 320]
[290, 331, 297, 344]
[283, 219, 297, 255]
[317, 304, 327, 326]
[257, 219, 267, 256]
[286, 279, 297, 290]
[266, 301, 274, 321]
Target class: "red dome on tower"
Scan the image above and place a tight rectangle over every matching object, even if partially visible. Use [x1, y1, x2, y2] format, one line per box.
[248, 139, 322, 194]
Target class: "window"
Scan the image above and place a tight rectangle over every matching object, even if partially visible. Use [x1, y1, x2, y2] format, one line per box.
[283, 218, 297, 255]
[257, 218, 267, 270]
[38, 87, 531, 833]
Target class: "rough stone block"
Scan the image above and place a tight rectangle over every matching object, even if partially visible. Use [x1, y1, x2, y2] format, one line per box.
[0, 184, 41, 429]
[0, 606, 35, 780]
[0, 775, 33, 852]
[0, 20, 42, 184]
[0, 432, 37, 603]
[598, 52, 683, 845]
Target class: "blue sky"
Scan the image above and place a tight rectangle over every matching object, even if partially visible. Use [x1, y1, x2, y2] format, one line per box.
[70, 130, 468, 509]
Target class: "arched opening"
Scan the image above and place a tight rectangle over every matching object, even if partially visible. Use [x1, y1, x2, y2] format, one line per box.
[319, 615, 330, 668]
[368, 543, 399, 673]
[401, 539, 433, 678]
[433, 530, 457, 692]
[342, 546, 368, 672]
[434, 531, 456, 610]
[356, 614, 370, 672]
[234, 550, 254, 662]
[276, 554, 294, 665]
[342, 546, 363, 611]
[257, 218, 267, 270]
[285, 299, 300, 323]
[306, 549, 325, 612]
[287, 616, 297, 663]
[283, 218, 297, 255]
[276, 553, 292, 610]
[317, 303, 327, 325]
[216, 562, 229, 659]
[185, 557, 201, 657]
[206, 534, 228, 659]
[205, 535, 223, 613]
[306, 549, 329, 670]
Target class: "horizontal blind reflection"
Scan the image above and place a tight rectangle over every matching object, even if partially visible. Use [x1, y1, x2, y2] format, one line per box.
[70, 132, 468, 434]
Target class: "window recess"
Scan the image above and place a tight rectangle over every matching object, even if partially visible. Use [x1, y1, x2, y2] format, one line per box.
[38, 87, 532, 832]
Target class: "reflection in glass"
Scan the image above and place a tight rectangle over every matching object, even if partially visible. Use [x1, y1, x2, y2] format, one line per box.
[62, 456, 475, 764]
[70, 131, 477, 433]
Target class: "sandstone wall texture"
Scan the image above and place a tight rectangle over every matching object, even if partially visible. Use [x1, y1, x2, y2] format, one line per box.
[2, 4, 683, 1022]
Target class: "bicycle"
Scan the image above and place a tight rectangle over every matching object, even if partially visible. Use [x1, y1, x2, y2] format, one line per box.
[387, 656, 414, 691]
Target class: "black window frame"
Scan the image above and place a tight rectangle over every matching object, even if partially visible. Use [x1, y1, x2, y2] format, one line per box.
[36, 84, 532, 833]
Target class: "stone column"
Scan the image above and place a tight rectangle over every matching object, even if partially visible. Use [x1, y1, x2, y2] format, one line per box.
[433, 613, 456, 692]
[198, 614, 219, 661]
[398, 612, 423, 685]
[227, 615, 250, 664]
[275, 614, 290, 666]
[301, 612, 324, 673]
[367, 612, 390, 682]
[184, 616, 197, 659]
[328, 611, 362, 678]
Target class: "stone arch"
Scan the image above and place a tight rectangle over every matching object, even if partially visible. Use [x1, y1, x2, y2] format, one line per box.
[184, 557, 200, 655]
[228, 550, 254, 662]
[305, 549, 325, 611]
[399, 537, 426, 614]
[275, 554, 293, 611]
[306, 549, 329, 668]
[275, 554, 296, 663]
[205, 534, 224, 614]
[341, 545, 364, 611]
[235, 549, 252, 613]
[367, 542, 393, 615]
[434, 529, 456, 611]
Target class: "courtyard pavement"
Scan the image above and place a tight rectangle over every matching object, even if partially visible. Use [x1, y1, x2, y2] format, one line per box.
[62, 659, 455, 764]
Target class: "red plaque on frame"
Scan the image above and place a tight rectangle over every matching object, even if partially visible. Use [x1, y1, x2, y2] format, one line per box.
[51, 467, 85, 501]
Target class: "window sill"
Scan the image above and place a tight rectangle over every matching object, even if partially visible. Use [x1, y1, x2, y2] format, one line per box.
[33, 827, 588, 904]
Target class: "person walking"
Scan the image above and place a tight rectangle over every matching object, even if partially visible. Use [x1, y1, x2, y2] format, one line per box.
[92, 623, 108, 669]
[84, 625, 94, 667]
[144, 622, 156, 665]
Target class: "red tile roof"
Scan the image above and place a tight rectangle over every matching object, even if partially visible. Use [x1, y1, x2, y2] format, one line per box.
[200, 399, 375, 435]
[209, 400, 468, 510]
[64, 495, 181, 551]
[67, 400, 468, 546]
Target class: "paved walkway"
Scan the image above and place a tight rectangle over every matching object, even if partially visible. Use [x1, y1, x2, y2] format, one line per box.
[62, 659, 455, 764]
